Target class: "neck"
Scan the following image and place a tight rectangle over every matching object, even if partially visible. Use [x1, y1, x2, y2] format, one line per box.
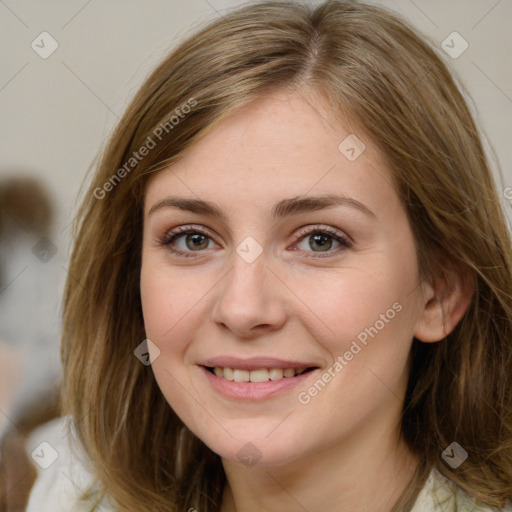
[220, 417, 419, 512]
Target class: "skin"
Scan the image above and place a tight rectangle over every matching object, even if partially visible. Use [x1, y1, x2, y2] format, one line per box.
[140, 87, 472, 512]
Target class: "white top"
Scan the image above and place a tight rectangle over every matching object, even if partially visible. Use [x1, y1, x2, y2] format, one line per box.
[26, 416, 512, 512]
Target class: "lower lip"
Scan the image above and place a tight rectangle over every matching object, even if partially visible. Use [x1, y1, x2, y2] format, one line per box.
[200, 366, 317, 401]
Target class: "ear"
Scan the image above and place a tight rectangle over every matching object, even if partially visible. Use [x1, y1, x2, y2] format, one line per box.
[413, 264, 475, 343]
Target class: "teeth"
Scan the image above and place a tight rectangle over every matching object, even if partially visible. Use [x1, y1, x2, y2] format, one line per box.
[250, 369, 269, 383]
[269, 368, 284, 381]
[233, 369, 250, 382]
[211, 366, 308, 382]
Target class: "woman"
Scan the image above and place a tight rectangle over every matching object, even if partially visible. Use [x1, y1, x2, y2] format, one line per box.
[27, 1, 512, 510]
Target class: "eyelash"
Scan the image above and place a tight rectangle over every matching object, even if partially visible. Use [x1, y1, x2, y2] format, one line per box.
[159, 224, 352, 260]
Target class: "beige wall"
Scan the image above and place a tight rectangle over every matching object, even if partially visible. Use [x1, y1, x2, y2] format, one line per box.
[0, 0, 511, 421]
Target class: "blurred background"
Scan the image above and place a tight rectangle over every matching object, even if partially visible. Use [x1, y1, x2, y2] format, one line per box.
[0, 0, 511, 501]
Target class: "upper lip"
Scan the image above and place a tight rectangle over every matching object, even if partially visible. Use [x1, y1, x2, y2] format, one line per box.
[199, 357, 319, 371]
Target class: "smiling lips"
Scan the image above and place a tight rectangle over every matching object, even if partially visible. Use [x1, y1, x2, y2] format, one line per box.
[199, 358, 318, 400]
[201, 356, 317, 385]
[210, 366, 308, 382]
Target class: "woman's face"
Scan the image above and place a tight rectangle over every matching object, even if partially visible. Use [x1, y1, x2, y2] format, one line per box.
[140, 88, 429, 466]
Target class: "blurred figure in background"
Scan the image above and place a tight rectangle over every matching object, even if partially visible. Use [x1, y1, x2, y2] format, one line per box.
[0, 177, 60, 511]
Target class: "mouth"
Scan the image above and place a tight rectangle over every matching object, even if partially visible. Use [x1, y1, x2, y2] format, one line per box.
[197, 358, 321, 401]
[203, 366, 317, 383]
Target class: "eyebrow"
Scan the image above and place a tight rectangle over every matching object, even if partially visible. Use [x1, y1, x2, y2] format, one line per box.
[148, 194, 376, 220]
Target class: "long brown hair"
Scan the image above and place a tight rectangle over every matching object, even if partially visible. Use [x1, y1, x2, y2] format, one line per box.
[60, 1, 512, 510]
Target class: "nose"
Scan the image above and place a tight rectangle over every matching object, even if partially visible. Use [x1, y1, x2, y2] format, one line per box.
[210, 253, 288, 339]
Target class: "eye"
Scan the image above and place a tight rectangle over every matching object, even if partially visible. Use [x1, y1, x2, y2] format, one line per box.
[293, 225, 352, 258]
[158, 224, 352, 259]
[159, 225, 219, 258]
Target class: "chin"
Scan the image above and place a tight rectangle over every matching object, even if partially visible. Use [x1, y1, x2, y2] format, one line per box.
[200, 429, 310, 468]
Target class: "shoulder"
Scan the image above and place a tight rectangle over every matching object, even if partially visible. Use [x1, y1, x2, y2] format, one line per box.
[410, 468, 512, 512]
[25, 415, 115, 512]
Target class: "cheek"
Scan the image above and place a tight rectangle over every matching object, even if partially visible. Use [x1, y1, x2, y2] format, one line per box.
[297, 252, 420, 390]
[140, 253, 203, 344]
[302, 267, 413, 350]
[139, 256, 201, 415]
[140, 263, 169, 341]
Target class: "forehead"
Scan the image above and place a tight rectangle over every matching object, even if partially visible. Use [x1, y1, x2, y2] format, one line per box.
[144, 88, 398, 217]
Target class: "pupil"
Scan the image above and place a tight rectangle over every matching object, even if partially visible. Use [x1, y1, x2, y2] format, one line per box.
[186, 233, 208, 250]
[310, 234, 332, 252]
[183, 233, 333, 252]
